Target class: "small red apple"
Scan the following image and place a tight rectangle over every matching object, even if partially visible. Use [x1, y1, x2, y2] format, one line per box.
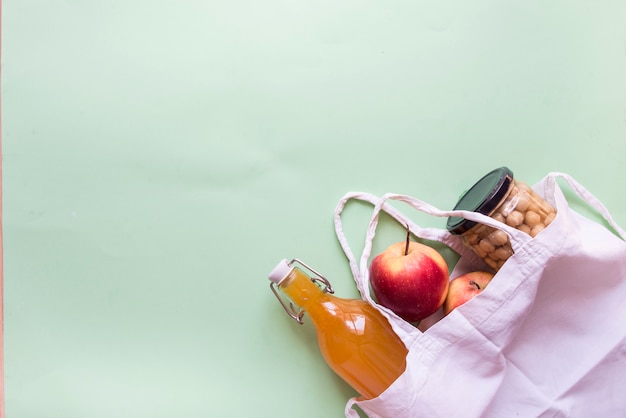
[443, 271, 494, 315]
[369, 230, 449, 323]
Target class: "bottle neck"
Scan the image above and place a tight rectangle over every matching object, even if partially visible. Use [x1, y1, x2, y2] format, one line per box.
[279, 267, 329, 316]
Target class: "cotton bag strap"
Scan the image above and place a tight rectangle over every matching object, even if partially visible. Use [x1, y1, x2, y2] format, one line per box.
[541, 172, 626, 239]
[334, 191, 531, 309]
[335, 173, 625, 303]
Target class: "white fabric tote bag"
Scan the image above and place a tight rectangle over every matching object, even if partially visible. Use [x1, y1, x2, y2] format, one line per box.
[333, 172, 626, 418]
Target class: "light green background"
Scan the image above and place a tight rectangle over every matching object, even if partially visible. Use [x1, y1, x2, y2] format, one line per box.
[2, 1, 625, 417]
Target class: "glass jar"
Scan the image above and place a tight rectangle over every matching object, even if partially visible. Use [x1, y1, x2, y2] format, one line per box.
[446, 167, 557, 271]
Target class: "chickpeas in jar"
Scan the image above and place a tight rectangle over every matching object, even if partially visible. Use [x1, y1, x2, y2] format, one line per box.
[446, 167, 557, 271]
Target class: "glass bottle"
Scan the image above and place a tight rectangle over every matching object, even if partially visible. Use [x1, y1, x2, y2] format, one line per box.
[269, 258, 408, 400]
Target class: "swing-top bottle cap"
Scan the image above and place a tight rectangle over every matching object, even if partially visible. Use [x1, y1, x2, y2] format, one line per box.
[268, 258, 293, 285]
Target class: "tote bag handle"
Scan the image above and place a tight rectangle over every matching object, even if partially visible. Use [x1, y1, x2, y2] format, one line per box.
[542, 172, 626, 240]
[334, 191, 532, 303]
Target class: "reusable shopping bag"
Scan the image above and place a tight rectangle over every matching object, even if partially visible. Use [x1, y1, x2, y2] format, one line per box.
[333, 172, 626, 418]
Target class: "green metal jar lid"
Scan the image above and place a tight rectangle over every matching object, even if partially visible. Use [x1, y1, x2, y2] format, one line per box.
[447, 166, 514, 235]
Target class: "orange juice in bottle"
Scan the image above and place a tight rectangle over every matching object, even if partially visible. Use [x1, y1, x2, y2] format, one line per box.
[269, 258, 408, 399]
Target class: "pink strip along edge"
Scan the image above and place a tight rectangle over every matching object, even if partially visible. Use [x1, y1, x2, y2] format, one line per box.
[0, 0, 5, 415]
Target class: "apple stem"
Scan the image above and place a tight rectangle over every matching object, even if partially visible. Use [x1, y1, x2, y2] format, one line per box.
[469, 280, 481, 290]
[404, 223, 410, 256]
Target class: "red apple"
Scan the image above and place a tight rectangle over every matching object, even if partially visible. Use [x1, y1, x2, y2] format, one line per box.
[369, 234, 449, 323]
[443, 271, 494, 315]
